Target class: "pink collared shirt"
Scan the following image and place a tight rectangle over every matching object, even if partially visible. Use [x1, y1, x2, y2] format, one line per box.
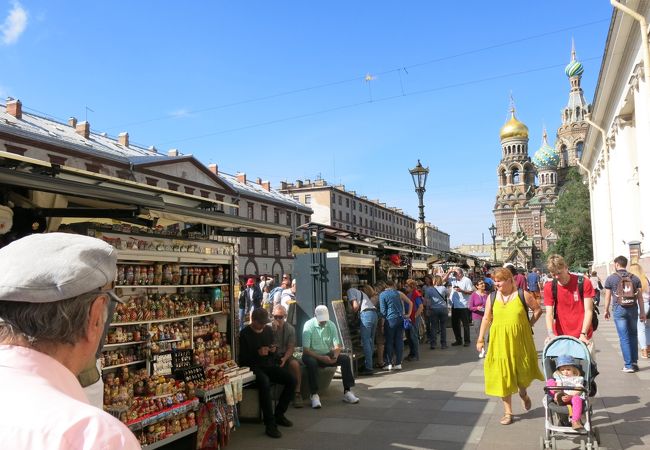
[0, 345, 141, 450]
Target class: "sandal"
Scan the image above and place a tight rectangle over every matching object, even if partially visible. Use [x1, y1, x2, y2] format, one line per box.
[500, 413, 513, 425]
[521, 394, 531, 411]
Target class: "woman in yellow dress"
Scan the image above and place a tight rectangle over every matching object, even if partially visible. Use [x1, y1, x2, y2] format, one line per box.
[476, 267, 543, 425]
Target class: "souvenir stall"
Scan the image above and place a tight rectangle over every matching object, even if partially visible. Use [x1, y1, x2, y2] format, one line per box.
[0, 151, 290, 450]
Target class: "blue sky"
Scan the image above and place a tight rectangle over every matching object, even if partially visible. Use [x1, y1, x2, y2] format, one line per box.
[0, 1, 612, 246]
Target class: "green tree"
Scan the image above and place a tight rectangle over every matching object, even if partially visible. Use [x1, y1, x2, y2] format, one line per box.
[544, 167, 593, 269]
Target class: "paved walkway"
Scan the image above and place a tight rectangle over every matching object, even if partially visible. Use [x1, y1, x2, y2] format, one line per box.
[228, 315, 650, 449]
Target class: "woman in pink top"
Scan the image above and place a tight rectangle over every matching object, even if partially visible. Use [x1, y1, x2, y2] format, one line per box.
[469, 280, 489, 358]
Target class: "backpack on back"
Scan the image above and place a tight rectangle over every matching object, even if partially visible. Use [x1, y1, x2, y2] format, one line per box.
[489, 288, 527, 315]
[552, 276, 599, 331]
[615, 273, 638, 307]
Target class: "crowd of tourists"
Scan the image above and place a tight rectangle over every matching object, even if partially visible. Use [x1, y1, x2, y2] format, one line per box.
[1, 230, 648, 446]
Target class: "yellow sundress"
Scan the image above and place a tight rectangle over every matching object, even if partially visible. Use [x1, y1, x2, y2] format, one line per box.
[484, 293, 544, 397]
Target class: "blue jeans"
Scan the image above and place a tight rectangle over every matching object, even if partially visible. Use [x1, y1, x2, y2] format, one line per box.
[238, 308, 246, 331]
[428, 307, 447, 348]
[638, 300, 650, 348]
[405, 317, 420, 359]
[360, 310, 378, 370]
[384, 317, 404, 365]
[613, 303, 639, 368]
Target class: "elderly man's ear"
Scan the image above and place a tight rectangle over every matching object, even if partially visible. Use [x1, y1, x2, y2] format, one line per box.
[87, 295, 108, 340]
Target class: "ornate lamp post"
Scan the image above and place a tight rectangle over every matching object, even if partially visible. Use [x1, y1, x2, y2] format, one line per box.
[488, 223, 497, 262]
[409, 160, 429, 248]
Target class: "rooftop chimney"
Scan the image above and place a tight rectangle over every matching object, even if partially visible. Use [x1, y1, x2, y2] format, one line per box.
[118, 132, 129, 147]
[76, 121, 90, 139]
[261, 181, 271, 191]
[6, 98, 22, 119]
[168, 149, 179, 157]
[256, 177, 262, 184]
[236, 172, 247, 184]
[295, 180, 303, 188]
[208, 163, 218, 175]
[68, 117, 77, 128]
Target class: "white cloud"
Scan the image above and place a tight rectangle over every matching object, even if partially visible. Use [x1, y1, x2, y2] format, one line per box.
[1, 1, 28, 45]
[169, 108, 193, 119]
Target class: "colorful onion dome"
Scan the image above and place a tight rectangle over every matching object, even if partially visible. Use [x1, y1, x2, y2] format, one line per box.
[565, 40, 584, 78]
[565, 59, 584, 78]
[532, 130, 559, 168]
[499, 109, 529, 140]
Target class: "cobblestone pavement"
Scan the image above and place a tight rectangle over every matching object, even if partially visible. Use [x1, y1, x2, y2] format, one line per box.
[227, 314, 650, 449]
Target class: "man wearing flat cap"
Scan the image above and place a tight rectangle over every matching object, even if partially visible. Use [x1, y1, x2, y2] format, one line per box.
[0, 233, 140, 449]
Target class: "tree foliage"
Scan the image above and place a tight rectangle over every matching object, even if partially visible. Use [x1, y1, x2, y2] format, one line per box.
[544, 168, 593, 269]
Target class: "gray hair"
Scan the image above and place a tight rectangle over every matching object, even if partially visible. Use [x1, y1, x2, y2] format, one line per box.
[272, 304, 287, 316]
[0, 292, 98, 346]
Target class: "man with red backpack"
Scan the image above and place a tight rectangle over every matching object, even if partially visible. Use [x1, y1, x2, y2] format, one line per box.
[543, 254, 596, 346]
[604, 255, 646, 373]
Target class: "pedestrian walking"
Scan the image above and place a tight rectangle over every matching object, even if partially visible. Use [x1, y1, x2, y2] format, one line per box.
[476, 267, 543, 425]
[469, 280, 489, 358]
[604, 256, 646, 372]
[443, 268, 474, 347]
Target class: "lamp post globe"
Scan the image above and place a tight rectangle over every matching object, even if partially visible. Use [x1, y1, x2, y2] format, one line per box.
[409, 160, 429, 248]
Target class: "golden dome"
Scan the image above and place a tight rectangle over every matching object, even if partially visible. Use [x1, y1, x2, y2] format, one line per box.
[499, 109, 529, 140]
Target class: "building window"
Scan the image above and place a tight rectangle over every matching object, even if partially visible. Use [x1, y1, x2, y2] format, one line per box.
[146, 177, 158, 187]
[274, 209, 280, 224]
[262, 238, 268, 255]
[184, 187, 195, 195]
[261, 206, 268, 222]
[338, 196, 342, 206]
[287, 213, 292, 227]
[353, 201, 356, 209]
[248, 204, 254, 219]
[247, 237, 254, 254]
[274, 237, 280, 254]
[305, 215, 309, 224]
[297, 215, 302, 227]
[364, 205, 368, 214]
[286, 237, 292, 255]
[338, 210, 342, 220]
[576, 141, 584, 161]
[305, 194, 312, 205]
[345, 198, 349, 207]
[346, 213, 350, 222]
[167, 182, 179, 191]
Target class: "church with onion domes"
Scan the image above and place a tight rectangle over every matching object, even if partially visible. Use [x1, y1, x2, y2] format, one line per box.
[493, 43, 591, 269]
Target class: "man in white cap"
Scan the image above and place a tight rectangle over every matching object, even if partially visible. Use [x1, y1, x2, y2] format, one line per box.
[0, 233, 140, 449]
[301, 304, 359, 408]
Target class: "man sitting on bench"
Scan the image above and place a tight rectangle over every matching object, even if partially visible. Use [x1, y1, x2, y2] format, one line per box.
[302, 305, 360, 408]
[239, 308, 296, 439]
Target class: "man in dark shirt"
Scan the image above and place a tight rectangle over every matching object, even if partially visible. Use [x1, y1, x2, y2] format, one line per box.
[238, 308, 296, 438]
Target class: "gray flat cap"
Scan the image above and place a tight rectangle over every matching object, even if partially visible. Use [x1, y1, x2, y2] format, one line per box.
[0, 232, 120, 303]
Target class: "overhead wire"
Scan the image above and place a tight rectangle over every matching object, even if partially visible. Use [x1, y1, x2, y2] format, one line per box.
[158, 55, 602, 146]
[103, 17, 608, 132]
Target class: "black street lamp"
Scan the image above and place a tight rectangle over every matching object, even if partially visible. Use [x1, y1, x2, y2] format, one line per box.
[409, 160, 429, 248]
[488, 223, 497, 262]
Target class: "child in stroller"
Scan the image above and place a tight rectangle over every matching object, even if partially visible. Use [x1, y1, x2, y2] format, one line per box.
[541, 336, 599, 450]
[546, 354, 585, 431]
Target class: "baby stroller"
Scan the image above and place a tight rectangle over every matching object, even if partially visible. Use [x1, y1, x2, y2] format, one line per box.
[540, 335, 599, 450]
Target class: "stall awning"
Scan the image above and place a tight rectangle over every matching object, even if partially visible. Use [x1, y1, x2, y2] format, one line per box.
[1, 164, 291, 237]
[337, 251, 376, 268]
[0, 166, 166, 210]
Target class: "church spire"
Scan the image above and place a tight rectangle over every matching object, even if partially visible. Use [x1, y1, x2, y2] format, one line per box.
[511, 209, 522, 234]
[562, 40, 589, 125]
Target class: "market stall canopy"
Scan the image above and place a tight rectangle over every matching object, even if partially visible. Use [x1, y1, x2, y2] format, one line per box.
[0, 151, 291, 237]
